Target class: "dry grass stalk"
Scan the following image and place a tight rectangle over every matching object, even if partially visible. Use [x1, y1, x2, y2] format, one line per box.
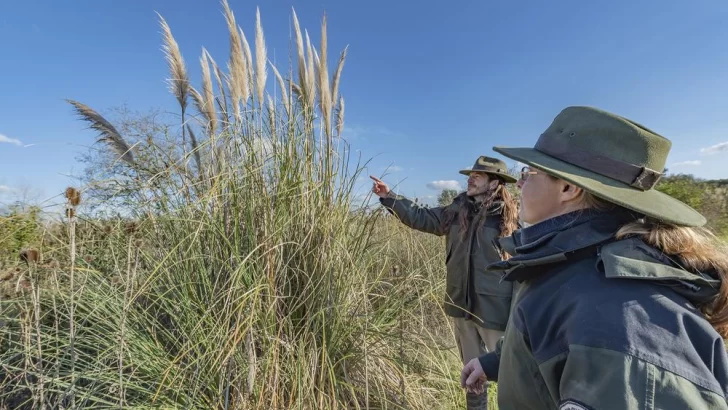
[222, 0, 250, 119]
[269, 64, 289, 116]
[67, 100, 135, 164]
[330, 46, 348, 114]
[158, 13, 191, 155]
[291, 83, 303, 99]
[209, 54, 230, 126]
[16, 277, 31, 291]
[187, 124, 202, 173]
[336, 96, 345, 137]
[267, 95, 276, 137]
[67, 186, 79, 409]
[240, 27, 253, 86]
[190, 86, 206, 119]
[254, 7, 268, 105]
[291, 9, 307, 100]
[304, 31, 316, 112]
[317, 14, 332, 137]
[200, 49, 217, 134]
[158, 14, 189, 114]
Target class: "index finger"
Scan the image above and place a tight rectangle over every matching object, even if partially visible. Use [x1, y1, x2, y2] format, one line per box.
[460, 365, 470, 388]
[369, 175, 383, 183]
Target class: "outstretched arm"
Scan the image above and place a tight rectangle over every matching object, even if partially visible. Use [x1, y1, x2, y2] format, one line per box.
[371, 175, 449, 236]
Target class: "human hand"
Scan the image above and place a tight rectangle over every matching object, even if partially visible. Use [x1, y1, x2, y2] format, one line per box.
[369, 175, 390, 198]
[461, 358, 487, 394]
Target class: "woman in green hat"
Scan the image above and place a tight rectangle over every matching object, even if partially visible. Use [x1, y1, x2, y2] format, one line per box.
[460, 106, 728, 409]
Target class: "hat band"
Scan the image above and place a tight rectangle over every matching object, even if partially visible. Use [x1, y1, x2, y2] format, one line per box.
[469, 165, 506, 174]
[533, 134, 663, 190]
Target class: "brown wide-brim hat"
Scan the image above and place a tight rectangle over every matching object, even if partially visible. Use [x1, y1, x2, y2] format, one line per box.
[459, 155, 518, 183]
[493, 106, 705, 227]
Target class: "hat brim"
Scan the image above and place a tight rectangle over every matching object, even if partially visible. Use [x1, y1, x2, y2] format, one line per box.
[492, 146, 706, 227]
[458, 169, 518, 183]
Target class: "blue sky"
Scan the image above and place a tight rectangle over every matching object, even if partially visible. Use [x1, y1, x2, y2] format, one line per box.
[1, 0, 727, 209]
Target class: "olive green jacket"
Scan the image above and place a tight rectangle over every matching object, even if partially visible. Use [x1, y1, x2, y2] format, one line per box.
[379, 192, 513, 330]
[479, 209, 728, 409]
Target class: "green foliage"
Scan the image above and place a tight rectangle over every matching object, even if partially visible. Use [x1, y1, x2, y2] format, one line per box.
[437, 189, 458, 207]
[0, 205, 42, 260]
[655, 174, 705, 209]
[656, 174, 728, 235]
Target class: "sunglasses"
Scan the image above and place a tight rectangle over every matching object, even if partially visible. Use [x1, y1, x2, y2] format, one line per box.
[520, 166, 538, 181]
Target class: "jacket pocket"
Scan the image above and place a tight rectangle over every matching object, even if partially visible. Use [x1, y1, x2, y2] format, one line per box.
[474, 270, 512, 297]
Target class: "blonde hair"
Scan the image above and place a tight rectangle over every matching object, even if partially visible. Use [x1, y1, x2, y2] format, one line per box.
[582, 192, 728, 338]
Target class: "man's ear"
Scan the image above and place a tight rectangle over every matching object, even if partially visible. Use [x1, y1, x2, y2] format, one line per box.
[488, 179, 500, 190]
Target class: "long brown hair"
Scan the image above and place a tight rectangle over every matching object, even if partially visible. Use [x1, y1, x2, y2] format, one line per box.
[583, 192, 728, 339]
[441, 177, 519, 259]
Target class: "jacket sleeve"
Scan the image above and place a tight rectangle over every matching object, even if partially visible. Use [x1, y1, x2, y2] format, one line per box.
[379, 192, 448, 236]
[543, 345, 728, 410]
[478, 336, 504, 382]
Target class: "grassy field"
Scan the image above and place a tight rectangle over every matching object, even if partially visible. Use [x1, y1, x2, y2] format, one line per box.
[0, 3, 498, 408]
[1, 205, 491, 409]
[9, 3, 725, 409]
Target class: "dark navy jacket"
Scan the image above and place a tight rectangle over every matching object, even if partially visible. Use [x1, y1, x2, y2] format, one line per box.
[479, 209, 728, 409]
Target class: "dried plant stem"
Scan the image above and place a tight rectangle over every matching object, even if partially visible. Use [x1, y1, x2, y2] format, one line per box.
[254, 7, 267, 107]
[118, 236, 136, 408]
[245, 329, 256, 396]
[30, 264, 45, 409]
[397, 266, 406, 408]
[68, 207, 77, 408]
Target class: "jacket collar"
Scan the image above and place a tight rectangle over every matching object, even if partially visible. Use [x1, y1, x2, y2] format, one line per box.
[598, 239, 721, 306]
[489, 208, 639, 281]
[454, 193, 504, 216]
[489, 208, 722, 304]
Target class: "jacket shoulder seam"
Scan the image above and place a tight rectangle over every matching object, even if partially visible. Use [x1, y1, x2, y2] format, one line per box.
[567, 343, 725, 398]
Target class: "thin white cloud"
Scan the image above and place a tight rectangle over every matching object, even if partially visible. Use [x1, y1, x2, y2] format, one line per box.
[383, 165, 403, 172]
[426, 180, 462, 191]
[0, 134, 23, 146]
[671, 160, 701, 167]
[0, 185, 10, 192]
[342, 126, 403, 142]
[700, 142, 728, 155]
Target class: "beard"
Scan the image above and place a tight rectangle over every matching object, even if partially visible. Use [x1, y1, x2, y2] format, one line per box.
[467, 184, 489, 197]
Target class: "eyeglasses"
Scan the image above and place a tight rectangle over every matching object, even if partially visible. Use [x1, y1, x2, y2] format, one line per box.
[520, 166, 538, 181]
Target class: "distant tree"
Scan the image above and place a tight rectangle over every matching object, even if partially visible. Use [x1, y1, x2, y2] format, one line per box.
[655, 174, 705, 210]
[73, 104, 181, 213]
[656, 174, 728, 237]
[0, 204, 42, 257]
[505, 164, 522, 202]
[437, 189, 458, 207]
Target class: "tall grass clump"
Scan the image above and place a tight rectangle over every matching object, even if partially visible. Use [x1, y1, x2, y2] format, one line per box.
[0, 3, 465, 409]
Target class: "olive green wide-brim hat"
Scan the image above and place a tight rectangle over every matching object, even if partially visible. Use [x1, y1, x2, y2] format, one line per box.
[459, 155, 518, 183]
[493, 106, 706, 226]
